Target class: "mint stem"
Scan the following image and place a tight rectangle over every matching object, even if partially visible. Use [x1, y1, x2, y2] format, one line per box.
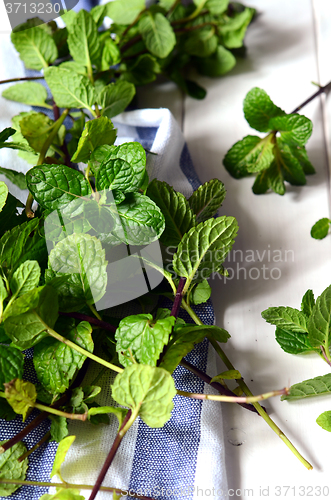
[18, 431, 50, 462]
[291, 81, 331, 114]
[0, 76, 44, 85]
[59, 311, 117, 333]
[180, 359, 262, 414]
[88, 410, 133, 500]
[171, 277, 186, 317]
[177, 387, 288, 402]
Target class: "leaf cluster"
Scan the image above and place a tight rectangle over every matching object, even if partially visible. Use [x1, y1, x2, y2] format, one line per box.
[223, 88, 315, 195]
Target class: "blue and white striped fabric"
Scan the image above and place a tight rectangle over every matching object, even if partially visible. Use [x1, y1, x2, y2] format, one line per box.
[0, 12, 229, 500]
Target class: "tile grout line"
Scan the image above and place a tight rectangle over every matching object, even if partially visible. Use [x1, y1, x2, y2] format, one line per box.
[311, 0, 331, 216]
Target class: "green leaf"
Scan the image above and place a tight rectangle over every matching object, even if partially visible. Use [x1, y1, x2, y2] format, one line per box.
[275, 327, 315, 354]
[261, 306, 308, 333]
[107, 0, 146, 25]
[301, 289, 315, 318]
[33, 320, 93, 396]
[282, 373, 331, 401]
[95, 142, 146, 190]
[316, 411, 331, 432]
[0, 441, 28, 496]
[88, 406, 128, 429]
[0, 218, 46, 278]
[269, 114, 313, 146]
[0, 128, 16, 143]
[50, 415, 69, 443]
[100, 38, 121, 71]
[51, 435, 76, 479]
[308, 285, 331, 351]
[19, 112, 63, 154]
[40, 489, 85, 500]
[159, 324, 229, 373]
[0, 345, 24, 388]
[60, 61, 87, 76]
[115, 314, 175, 366]
[71, 117, 117, 163]
[139, 13, 176, 58]
[286, 143, 315, 175]
[243, 88, 285, 133]
[44, 67, 96, 112]
[190, 280, 211, 305]
[2, 82, 51, 109]
[112, 193, 165, 245]
[188, 178, 226, 223]
[0, 400, 16, 421]
[0, 182, 8, 212]
[4, 285, 59, 349]
[173, 216, 238, 287]
[99, 81, 136, 120]
[67, 10, 101, 70]
[219, 7, 255, 48]
[206, 0, 229, 15]
[48, 233, 107, 306]
[112, 364, 176, 427]
[26, 164, 92, 211]
[11, 26, 58, 70]
[120, 54, 161, 85]
[184, 28, 218, 57]
[311, 218, 331, 240]
[146, 179, 195, 246]
[255, 160, 285, 196]
[4, 379, 37, 421]
[91, 4, 108, 28]
[0, 167, 27, 190]
[195, 45, 236, 77]
[61, 10, 78, 31]
[211, 370, 241, 382]
[223, 135, 274, 178]
[274, 139, 306, 186]
[9, 260, 41, 299]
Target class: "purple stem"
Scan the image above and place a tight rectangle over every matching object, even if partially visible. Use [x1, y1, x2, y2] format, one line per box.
[59, 311, 117, 333]
[170, 277, 186, 318]
[290, 80, 331, 114]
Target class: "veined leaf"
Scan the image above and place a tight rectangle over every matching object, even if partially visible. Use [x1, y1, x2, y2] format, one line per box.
[188, 178, 226, 223]
[274, 139, 306, 186]
[88, 406, 127, 429]
[287, 143, 315, 175]
[311, 218, 331, 240]
[19, 112, 62, 154]
[100, 37, 121, 71]
[10, 260, 41, 299]
[34, 319, 93, 396]
[206, 0, 228, 15]
[219, 7, 255, 48]
[11, 26, 58, 70]
[68, 10, 101, 70]
[44, 67, 96, 112]
[146, 179, 195, 246]
[0, 441, 28, 496]
[107, 0, 146, 24]
[120, 54, 161, 85]
[275, 327, 315, 354]
[112, 193, 165, 245]
[243, 88, 285, 133]
[261, 306, 308, 333]
[282, 373, 331, 401]
[0, 167, 27, 190]
[308, 285, 331, 350]
[48, 233, 108, 306]
[112, 364, 176, 427]
[26, 164, 92, 210]
[115, 313, 175, 367]
[0, 127, 16, 143]
[269, 114, 313, 146]
[301, 289, 315, 318]
[254, 160, 285, 196]
[4, 378, 37, 421]
[223, 135, 274, 178]
[184, 28, 218, 58]
[0, 345, 24, 388]
[173, 216, 238, 288]
[0, 182, 8, 212]
[190, 279, 211, 305]
[2, 82, 51, 109]
[316, 411, 331, 432]
[139, 12, 176, 59]
[99, 81, 136, 119]
[50, 415, 69, 443]
[4, 285, 59, 349]
[71, 116, 117, 163]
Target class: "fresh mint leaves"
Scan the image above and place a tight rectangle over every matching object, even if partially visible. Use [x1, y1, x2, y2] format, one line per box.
[224, 87, 315, 194]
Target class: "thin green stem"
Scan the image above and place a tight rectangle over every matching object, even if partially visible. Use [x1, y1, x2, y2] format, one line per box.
[182, 299, 313, 470]
[18, 431, 50, 462]
[38, 317, 123, 373]
[88, 303, 103, 321]
[25, 193, 34, 219]
[177, 388, 288, 403]
[0, 479, 156, 500]
[34, 402, 86, 420]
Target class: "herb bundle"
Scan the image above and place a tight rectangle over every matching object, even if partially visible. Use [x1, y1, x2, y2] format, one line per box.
[0, 1, 316, 498]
